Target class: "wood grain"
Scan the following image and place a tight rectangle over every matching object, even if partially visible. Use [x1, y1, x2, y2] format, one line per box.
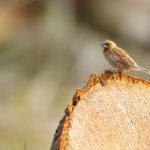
[51, 71, 150, 150]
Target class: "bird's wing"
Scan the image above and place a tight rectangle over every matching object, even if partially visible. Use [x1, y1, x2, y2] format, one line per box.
[111, 47, 137, 67]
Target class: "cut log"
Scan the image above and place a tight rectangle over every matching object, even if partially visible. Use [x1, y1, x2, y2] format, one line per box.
[51, 71, 150, 150]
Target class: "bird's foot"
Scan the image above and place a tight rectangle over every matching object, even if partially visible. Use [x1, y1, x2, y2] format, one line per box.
[112, 70, 123, 74]
[104, 69, 116, 74]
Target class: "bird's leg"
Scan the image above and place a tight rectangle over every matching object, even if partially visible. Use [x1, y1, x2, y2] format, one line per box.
[112, 69, 123, 74]
[111, 69, 123, 79]
[105, 69, 119, 80]
[104, 69, 115, 74]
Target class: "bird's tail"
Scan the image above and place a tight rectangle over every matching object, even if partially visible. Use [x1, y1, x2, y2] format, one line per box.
[135, 66, 150, 75]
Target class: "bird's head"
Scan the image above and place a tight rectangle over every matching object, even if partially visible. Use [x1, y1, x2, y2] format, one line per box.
[101, 40, 117, 49]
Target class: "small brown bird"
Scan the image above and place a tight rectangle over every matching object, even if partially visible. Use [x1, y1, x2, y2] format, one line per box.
[101, 40, 150, 74]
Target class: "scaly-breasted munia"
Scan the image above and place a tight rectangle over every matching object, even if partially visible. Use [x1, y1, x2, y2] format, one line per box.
[101, 40, 150, 74]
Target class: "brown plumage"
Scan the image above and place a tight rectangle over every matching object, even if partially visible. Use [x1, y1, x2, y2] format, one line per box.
[101, 40, 150, 74]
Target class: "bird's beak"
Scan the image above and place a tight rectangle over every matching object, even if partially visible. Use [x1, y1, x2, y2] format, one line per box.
[100, 43, 107, 48]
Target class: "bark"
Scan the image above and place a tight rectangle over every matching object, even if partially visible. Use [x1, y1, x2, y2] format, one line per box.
[51, 71, 150, 150]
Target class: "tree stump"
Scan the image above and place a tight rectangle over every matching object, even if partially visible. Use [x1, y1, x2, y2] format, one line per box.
[51, 71, 150, 150]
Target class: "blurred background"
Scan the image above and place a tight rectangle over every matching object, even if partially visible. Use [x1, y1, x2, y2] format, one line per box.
[0, 0, 150, 149]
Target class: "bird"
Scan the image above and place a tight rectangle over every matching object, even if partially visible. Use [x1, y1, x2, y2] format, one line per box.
[100, 40, 150, 74]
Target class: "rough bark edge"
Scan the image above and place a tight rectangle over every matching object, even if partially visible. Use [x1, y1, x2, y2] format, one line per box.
[50, 70, 150, 150]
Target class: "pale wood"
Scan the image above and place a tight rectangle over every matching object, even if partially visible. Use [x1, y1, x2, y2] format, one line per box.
[51, 71, 150, 150]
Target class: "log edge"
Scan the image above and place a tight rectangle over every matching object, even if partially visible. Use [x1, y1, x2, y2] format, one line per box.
[50, 71, 150, 150]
